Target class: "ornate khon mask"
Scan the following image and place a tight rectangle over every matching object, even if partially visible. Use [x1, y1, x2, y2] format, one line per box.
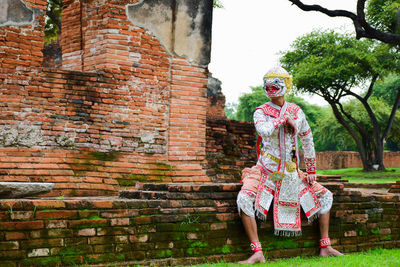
[263, 65, 293, 98]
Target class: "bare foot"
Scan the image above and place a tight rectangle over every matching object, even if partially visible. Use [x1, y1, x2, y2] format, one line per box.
[238, 251, 266, 264]
[320, 246, 344, 257]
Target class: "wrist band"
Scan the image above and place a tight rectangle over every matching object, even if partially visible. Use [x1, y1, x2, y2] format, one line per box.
[320, 237, 331, 248]
[250, 241, 262, 252]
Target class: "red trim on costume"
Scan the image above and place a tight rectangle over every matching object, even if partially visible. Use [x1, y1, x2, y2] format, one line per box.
[286, 103, 300, 119]
[305, 158, 317, 174]
[257, 104, 280, 118]
[320, 237, 331, 248]
[241, 189, 256, 196]
[301, 178, 322, 217]
[273, 180, 302, 231]
[256, 102, 300, 119]
[299, 187, 308, 197]
[299, 128, 311, 137]
[250, 241, 262, 252]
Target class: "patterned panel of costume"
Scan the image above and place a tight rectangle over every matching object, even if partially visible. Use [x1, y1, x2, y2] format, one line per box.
[237, 66, 333, 237]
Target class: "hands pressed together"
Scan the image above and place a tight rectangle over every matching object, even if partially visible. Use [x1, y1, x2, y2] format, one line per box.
[284, 114, 316, 185]
[284, 114, 297, 136]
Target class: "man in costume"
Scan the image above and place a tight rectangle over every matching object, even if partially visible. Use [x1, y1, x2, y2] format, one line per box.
[236, 65, 343, 264]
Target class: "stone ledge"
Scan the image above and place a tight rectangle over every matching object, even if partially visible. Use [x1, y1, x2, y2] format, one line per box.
[0, 182, 54, 198]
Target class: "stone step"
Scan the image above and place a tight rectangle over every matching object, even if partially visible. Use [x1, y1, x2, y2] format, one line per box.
[320, 182, 345, 192]
[120, 182, 345, 200]
[317, 174, 346, 182]
[344, 183, 395, 189]
[119, 190, 238, 200]
[389, 184, 400, 193]
[135, 182, 241, 192]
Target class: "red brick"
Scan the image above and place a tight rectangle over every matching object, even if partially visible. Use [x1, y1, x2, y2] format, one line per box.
[5, 232, 27, 240]
[0, 221, 44, 230]
[35, 210, 77, 220]
[111, 218, 130, 226]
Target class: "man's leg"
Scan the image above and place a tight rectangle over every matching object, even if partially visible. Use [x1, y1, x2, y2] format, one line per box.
[318, 211, 343, 256]
[238, 213, 266, 264]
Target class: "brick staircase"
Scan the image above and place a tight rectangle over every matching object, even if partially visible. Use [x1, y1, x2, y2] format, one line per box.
[389, 181, 400, 193]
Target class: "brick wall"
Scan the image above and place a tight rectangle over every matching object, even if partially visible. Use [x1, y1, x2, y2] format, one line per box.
[314, 151, 400, 170]
[206, 119, 256, 182]
[205, 117, 400, 183]
[0, 183, 398, 266]
[0, 0, 212, 196]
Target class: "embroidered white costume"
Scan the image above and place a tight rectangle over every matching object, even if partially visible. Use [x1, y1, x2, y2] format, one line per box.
[237, 66, 333, 237]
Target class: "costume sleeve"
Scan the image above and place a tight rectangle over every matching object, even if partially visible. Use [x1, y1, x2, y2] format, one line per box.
[254, 109, 287, 138]
[297, 109, 316, 174]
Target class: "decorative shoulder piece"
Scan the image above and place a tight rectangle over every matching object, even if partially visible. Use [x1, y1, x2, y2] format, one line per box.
[320, 237, 331, 248]
[257, 102, 300, 119]
[286, 102, 300, 119]
[250, 241, 263, 252]
[257, 103, 280, 118]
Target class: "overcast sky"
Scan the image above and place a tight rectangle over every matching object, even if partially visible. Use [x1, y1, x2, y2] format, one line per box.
[209, 0, 357, 105]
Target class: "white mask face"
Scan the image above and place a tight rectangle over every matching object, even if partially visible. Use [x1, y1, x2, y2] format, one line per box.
[263, 77, 287, 97]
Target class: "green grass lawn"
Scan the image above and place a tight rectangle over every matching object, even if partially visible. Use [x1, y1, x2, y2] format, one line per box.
[199, 248, 400, 267]
[317, 168, 400, 183]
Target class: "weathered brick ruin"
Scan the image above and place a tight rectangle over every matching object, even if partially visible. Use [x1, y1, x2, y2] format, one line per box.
[0, 0, 399, 266]
[1, 0, 213, 196]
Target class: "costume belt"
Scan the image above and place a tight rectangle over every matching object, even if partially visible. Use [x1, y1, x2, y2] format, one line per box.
[261, 151, 297, 173]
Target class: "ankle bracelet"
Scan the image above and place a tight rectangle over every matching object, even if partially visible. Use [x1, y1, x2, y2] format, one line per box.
[320, 237, 331, 248]
[250, 241, 262, 252]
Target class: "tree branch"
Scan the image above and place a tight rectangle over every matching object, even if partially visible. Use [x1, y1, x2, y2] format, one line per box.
[288, 0, 400, 46]
[288, 0, 357, 19]
[344, 89, 381, 149]
[46, 9, 61, 31]
[337, 101, 373, 145]
[326, 98, 368, 164]
[382, 87, 400, 141]
[364, 75, 378, 101]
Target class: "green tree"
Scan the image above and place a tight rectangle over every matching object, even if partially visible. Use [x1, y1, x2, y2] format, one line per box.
[367, 0, 400, 33]
[45, 0, 62, 43]
[233, 86, 323, 129]
[281, 30, 400, 171]
[314, 98, 400, 152]
[287, 0, 400, 46]
[313, 108, 357, 152]
[235, 86, 266, 122]
[225, 102, 238, 120]
[372, 73, 400, 106]
[213, 0, 223, 8]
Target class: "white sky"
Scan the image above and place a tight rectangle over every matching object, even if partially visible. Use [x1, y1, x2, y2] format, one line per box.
[209, 0, 357, 105]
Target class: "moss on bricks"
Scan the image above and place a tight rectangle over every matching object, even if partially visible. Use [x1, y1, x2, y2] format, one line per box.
[303, 241, 317, 248]
[178, 223, 200, 232]
[61, 255, 83, 266]
[59, 246, 86, 257]
[22, 256, 61, 266]
[221, 244, 231, 254]
[88, 151, 121, 162]
[381, 235, 392, 241]
[264, 236, 299, 250]
[190, 241, 208, 248]
[85, 253, 125, 264]
[371, 228, 380, 234]
[155, 249, 172, 258]
[156, 223, 181, 232]
[117, 174, 147, 186]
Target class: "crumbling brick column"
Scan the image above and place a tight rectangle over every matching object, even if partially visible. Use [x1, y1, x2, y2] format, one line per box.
[0, 0, 46, 70]
[61, 0, 84, 70]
